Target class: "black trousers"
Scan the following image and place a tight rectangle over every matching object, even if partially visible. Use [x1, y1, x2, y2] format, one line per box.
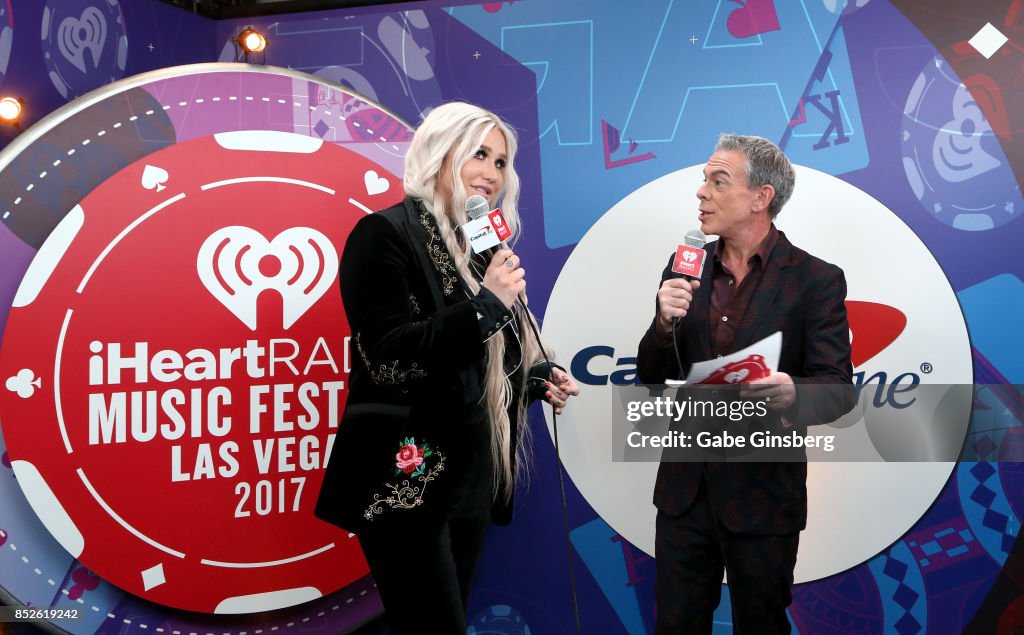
[655, 478, 800, 634]
[356, 436, 494, 635]
[357, 509, 489, 634]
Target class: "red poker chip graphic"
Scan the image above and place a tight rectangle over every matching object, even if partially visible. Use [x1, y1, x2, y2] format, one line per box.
[0, 130, 400, 613]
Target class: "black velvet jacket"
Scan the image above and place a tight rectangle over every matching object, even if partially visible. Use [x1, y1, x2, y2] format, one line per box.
[315, 197, 552, 533]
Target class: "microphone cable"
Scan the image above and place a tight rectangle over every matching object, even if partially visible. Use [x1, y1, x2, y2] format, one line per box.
[470, 229, 582, 634]
[518, 297, 583, 635]
[671, 316, 685, 379]
[466, 249, 581, 633]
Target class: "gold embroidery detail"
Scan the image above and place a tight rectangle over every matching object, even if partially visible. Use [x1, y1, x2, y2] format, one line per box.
[355, 333, 428, 384]
[418, 209, 457, 296]
[364, 452, 447, 521]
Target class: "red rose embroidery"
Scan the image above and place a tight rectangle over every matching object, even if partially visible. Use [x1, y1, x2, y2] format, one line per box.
[396, 443, 425, 474]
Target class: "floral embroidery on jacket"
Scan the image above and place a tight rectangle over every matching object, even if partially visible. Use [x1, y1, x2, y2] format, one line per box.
[408, 293, 422, 316]
[355, 333, 427, 385]
[364, 437, 446, 521]
[395, 437, 431, 475]
[417, 209, 457, 296]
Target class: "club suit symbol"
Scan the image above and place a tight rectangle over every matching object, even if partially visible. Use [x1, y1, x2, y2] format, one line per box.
[197, 226, 339, 330]
[5, 369, 41, 398]
[68, 566, 100, 601]
[58, 6, 107, 73]
[727, 0, 781, 39]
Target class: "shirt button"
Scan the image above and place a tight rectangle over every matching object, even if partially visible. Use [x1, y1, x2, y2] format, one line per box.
[722, 316, 729, 322]
[495, 322, 501, 328]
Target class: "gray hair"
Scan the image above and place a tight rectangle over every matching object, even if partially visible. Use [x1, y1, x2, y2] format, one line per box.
[715, 133, 795, 218]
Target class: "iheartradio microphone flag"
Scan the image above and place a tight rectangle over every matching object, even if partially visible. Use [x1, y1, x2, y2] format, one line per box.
[489, 208, 512, 241]
[672, 243, 707, 278]
[463, 207, 511, 253]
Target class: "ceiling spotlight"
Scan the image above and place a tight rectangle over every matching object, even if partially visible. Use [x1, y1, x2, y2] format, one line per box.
[0, 97, 24, 128]
[235, 28, 267, 62]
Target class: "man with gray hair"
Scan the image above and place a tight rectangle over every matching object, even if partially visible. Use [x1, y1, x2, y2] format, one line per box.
[636, 134, 854, 633]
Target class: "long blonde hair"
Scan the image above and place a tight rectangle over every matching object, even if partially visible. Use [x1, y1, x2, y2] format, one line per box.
[404, 101, 548, 500]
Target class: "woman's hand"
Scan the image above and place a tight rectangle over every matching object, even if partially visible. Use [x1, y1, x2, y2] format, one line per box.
[482, 248, 526, 309]
[543, 367, 581, 415]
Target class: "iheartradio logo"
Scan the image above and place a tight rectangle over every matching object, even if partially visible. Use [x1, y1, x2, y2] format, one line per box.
[197, 226, 339, 330]
[695, 354, 771, 385]
[0, 129, 398, 613]
[671, 243, 707, 277]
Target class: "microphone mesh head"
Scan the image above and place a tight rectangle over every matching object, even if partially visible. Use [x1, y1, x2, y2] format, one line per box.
[684, 228, 707, 248]
[465, 194, 489, 219]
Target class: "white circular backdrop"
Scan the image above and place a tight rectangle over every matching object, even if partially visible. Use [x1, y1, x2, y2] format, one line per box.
[543, 164, 972, 582]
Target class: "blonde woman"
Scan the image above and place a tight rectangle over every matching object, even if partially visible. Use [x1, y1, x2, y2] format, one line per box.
[315, 101, 579, 633]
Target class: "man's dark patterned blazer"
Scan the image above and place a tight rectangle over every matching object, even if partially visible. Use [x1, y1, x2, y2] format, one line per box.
[637, 231, 855, 535]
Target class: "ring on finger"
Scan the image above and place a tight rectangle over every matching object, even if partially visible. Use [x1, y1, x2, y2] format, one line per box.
[505, 256, 516, 269]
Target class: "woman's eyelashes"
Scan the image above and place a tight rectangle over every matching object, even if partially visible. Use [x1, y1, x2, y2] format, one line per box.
[473, 148, 506, 169]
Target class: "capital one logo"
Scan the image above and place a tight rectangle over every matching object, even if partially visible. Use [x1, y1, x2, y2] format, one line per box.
[197, 226, 339, 330]
[847, 300, 907, 367]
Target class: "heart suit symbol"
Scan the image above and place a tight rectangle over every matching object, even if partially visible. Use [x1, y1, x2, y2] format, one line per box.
[364, 170, 390, 196]
[727, 0, 781, 39]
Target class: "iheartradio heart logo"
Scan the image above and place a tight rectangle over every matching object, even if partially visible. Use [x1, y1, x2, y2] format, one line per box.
[57, 7, 107, 73]
[197, 226, 338, 330]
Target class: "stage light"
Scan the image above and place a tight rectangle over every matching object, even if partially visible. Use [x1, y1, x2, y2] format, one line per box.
[234, 28, 267, 62]
[0, 97, 24, 129]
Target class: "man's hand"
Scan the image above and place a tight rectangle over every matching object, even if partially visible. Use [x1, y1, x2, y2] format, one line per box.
[656, 278, 701, 336]
[741, 371, 796, 410]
